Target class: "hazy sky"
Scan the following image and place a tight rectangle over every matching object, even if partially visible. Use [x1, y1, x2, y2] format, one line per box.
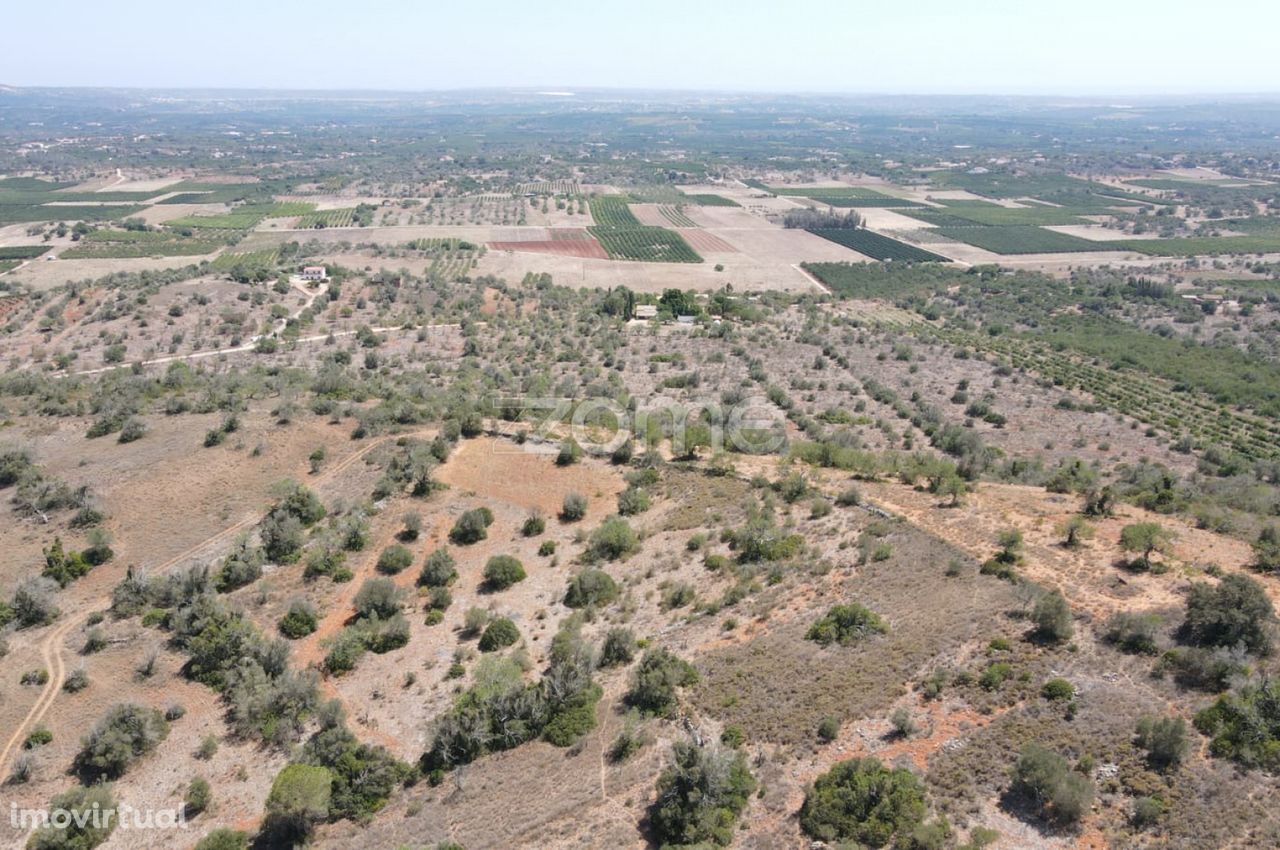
[4, 0, 1278, 94]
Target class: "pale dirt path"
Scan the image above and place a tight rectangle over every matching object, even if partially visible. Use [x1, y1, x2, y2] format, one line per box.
[0, 427, 437, 781]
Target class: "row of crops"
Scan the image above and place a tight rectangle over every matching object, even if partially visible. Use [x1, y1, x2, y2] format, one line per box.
[589, 226, 702, 263]
[904, 203, 1090, 227]
[588, 195, 641, 227]
[658, 206, 698, 227]
[0, 177, 159, 224]
[588, 196, 701, 262]
[0, 245, 51, 260]
[424, 244, 484, 282]
[931, 226, 1110, 254]
[167, 201, 316, 230]
[519, 181, 580, 195]
[682, 193, 739, 207]
[807, 228, 951, 262]
[210, 249, 280, 270]
[912, 324, 1280, 462]
[1116, 235, 1280, 256]
[62, 239, 225, 259]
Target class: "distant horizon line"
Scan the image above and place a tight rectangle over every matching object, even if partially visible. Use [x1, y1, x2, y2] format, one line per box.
[4, 83, 1280, 101]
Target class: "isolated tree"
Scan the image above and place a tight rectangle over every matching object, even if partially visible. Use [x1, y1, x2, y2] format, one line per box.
[1120, 523, 1173, 571]
[936, 473, 968, 507]
[1135, 715, 1189, 771]
[1011, 744, 1094, 827]
[1032, 591, 1074, 643]
[265, 763, 332, 841]
[1057, 516, 1095, 549]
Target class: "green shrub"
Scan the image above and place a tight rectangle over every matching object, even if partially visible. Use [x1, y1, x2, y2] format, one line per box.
[26, 785, 117, 850]
[478, 618, 520, 652]
[1032, 591, 1074, 643]
[483, 555, 526, 591]
[353, 578, 404, 619]
[1182, 573, 1276, 655]
[1194, 678, 1280, 771]
[1041, 678, 1074, 701]
[649, 742, 756, 848]
[449, 507, 494, 544]
[806, 603, 888, 646]
[194, 829, 249, 850]
[1135, 715, 1189, 770]
[185, 776, 212, 816]
[74, 703, 169, 781]
[587, 516, 639, 561]
[799, 757, 926, 846]
[599, 628, 636, 667]
[565, 568, 620, 608]
[521, 511, 545, 537]
[626, 648, 698, 717]
[1010, 744, 1094, 826]
[375, 544, 413, 575]
[560, 492, 588, 522]
[265, 763, 332, 840]
[417, 548, 458, 587]
[279, 600, 318, 639]
[617, 486, 650, 516]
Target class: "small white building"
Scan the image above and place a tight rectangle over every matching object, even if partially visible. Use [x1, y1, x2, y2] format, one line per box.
[301, 266, 327, 282]
[634, 305, 658, 320]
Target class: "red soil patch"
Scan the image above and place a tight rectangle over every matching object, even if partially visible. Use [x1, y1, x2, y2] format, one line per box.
[489, 239, 609, 259]
[0, 296, 24, 322]
[677, 229, 739, 253]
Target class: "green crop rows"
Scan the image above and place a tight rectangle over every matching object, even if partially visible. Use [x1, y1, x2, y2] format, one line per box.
[588, 196, 700, 262]
[807, 229, 951, 262]
[210, 249, 280, 270]
[911, 324, 1280, 462]
[589, 226, 702, 263]
[1115, 235, 1280, 256]
[683, 194, 739, 207]
[0, 246, 51, 260]
[589, 196, 642, 227]
[0, 205, 147, 224]
[932, 226, 1111, 254]
[297, 208, 356, 228]
[62, 240, 224, 259]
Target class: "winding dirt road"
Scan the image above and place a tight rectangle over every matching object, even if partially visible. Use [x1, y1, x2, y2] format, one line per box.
[0, 426, 436, 780]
